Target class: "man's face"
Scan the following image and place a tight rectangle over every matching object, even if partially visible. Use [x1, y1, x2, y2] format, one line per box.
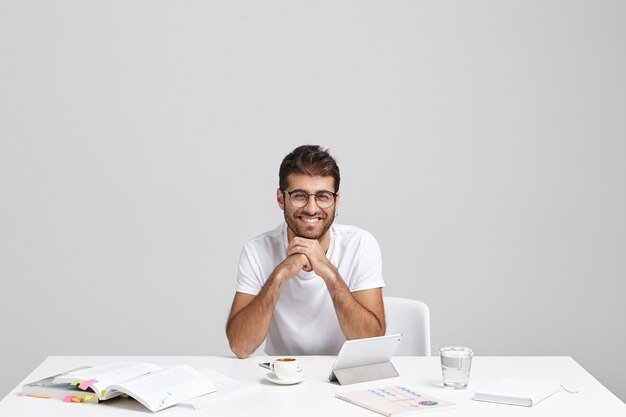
[277, 174, 339, 240]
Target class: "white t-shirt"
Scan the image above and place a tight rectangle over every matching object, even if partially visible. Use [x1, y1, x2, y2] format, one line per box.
[236, 223, 385, 355]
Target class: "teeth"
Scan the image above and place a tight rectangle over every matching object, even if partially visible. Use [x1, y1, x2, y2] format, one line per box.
[301, 217, 320, 223]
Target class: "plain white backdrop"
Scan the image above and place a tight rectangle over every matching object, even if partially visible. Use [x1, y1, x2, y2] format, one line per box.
[1, 0, 624, 401]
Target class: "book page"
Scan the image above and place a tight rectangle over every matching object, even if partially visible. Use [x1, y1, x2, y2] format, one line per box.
[179, 368, 261, 409]
[54, 361, 162, 399]
[108, 365, 216, 412]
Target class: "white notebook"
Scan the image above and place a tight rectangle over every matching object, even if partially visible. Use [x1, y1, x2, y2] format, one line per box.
[473, 377, 560, 407]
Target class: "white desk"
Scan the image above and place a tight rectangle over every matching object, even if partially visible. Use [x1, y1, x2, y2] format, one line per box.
[1, 356, 624, 416]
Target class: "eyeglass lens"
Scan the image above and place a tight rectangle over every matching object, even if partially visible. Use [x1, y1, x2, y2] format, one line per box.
[289, 191, 335, 208]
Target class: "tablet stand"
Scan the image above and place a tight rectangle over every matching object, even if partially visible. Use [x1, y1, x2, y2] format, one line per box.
[330, 361, 399, 385]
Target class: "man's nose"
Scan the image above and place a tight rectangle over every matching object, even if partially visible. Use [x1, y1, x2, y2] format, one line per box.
[303, 195, 319, 212]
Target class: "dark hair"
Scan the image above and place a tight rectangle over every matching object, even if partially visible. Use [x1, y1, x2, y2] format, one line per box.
[279, 145, 340, 192]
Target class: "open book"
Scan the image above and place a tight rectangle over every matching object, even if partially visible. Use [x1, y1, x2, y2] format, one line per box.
[52, 361, 216, 412]
[22, 366, 99, 403]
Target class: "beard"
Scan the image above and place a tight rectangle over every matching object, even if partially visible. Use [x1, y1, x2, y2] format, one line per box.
[284, 209, 335, 240]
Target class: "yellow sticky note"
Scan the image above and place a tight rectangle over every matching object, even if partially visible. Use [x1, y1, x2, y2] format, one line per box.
[70, 380, 79, 386]
[71, 397, 83, 403]
[84, 395, 94, 401]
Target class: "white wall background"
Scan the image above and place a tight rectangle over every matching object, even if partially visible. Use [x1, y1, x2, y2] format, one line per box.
[1, 0, 625, 401]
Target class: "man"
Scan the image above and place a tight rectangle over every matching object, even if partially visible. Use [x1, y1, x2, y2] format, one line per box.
[226, 145, 385, 358]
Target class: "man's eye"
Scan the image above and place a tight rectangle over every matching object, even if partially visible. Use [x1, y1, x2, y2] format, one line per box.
[292, 193, 308, 200]
[317, 193, 332, 202]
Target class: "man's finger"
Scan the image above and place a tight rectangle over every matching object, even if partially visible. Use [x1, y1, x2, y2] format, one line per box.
[287, 241, 305, 250]
[292, 236, 316, 244]
[287, 248, 302, 256]
[295, 253, 313, 272]
[290, 237, 317, 249]
[287, 246, 308, 256]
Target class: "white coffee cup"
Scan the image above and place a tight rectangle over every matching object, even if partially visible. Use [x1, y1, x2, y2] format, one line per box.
[271, 358, 301, 380]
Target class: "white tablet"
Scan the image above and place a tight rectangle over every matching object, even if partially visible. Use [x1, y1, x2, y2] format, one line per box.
[328, 334, 402, 381]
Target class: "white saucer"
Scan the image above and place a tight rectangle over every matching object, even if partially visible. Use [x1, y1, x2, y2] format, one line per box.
[264, 371, 305, 385]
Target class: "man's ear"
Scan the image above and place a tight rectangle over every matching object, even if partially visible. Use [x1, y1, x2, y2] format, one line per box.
[277, 188, 285, 210]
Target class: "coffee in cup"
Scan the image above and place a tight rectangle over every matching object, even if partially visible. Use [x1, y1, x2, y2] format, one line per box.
[271, 357, 301, 380]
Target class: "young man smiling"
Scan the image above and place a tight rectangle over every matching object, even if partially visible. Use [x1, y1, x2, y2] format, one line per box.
[226, 145, 386, 358]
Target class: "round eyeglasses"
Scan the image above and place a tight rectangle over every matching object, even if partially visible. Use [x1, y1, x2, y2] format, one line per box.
[282, 189, 337, 209]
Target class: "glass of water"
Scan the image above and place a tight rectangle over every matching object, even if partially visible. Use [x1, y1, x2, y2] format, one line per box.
[440, 346, 473, 389]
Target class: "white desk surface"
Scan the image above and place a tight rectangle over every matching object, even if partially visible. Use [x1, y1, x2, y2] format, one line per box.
[1, 355, 624, 416]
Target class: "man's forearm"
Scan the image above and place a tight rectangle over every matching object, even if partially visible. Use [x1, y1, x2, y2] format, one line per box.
[226, 274, 285, 358]
[323, 271, 385, 340]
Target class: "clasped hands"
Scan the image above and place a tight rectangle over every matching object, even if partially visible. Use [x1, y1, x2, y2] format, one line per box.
[276, 237, 337, 282]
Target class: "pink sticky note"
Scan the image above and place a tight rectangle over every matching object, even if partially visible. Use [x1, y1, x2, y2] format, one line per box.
[78, 379, 98, 390]
[63, 395, 73, 403]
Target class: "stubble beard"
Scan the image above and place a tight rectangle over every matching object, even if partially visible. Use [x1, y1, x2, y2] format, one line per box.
[285, 210, 335, 240]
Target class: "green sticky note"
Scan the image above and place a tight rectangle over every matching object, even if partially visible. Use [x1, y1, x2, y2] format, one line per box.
[70, 380, 79, 386]
[84, 394, 93, 401]
[100, 390, 106, 398]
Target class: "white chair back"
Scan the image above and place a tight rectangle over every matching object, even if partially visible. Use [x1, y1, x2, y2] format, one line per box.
[384, 297, 431, 356]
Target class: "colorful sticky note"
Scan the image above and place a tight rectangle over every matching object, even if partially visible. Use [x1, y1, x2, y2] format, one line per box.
[78, 379, 98, 390]
[84, 394, 94, 401]
[70, 380, 79, 386]
[71, 396, 83, 403]
[100, 390, 106, 398]
[63, 395, 73, 403]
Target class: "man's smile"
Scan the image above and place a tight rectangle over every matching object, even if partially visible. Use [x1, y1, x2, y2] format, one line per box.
[298, 216, 322, 224]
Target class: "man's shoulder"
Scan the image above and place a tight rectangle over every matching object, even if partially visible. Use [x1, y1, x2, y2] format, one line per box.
[331, 224, 382, 274]
[332, 223, 377, 243]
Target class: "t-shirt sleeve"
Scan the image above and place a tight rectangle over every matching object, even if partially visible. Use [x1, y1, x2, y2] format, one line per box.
[349, 231, 385, 292]
[235, 242, 263, 295]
